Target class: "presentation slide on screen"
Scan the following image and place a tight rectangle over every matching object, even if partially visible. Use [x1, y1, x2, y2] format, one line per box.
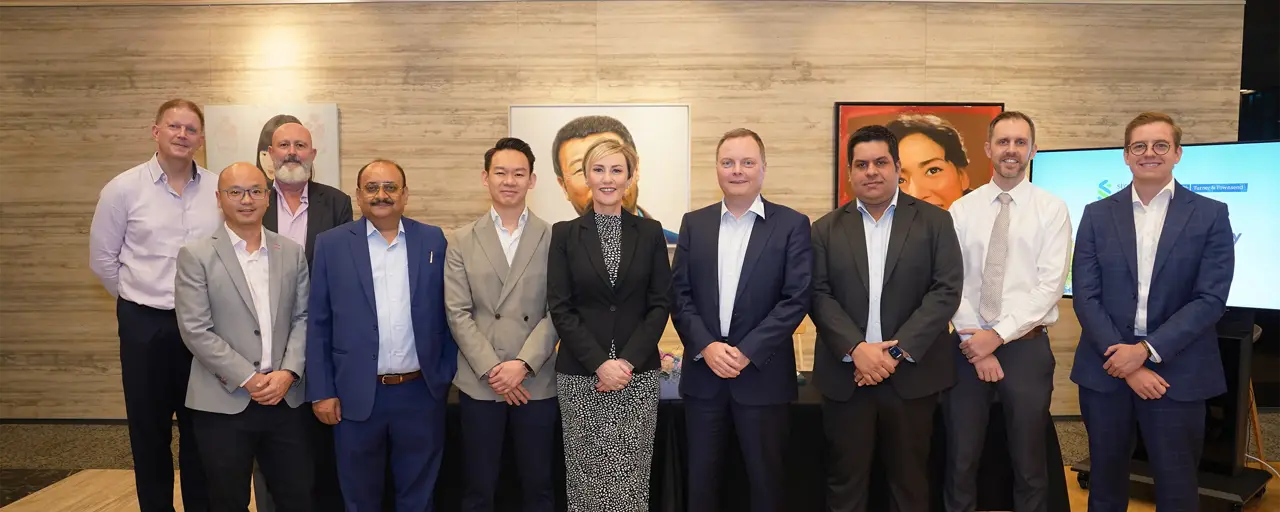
[1030, 141, 1280, 310]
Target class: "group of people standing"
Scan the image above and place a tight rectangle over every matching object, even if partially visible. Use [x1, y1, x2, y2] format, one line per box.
[90, 99, 1232, 512]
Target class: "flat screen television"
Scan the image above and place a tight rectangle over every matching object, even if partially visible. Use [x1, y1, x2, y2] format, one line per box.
[1029, 140, 1280, 311]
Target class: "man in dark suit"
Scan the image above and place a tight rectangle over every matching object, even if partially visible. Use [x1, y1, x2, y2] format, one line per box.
[811, 125, 963, 512]
[1070, 112, 1235, 512]
[670, 128, 812, 512]
[254, 121, 352, 512]
[306, 159, 458, 511]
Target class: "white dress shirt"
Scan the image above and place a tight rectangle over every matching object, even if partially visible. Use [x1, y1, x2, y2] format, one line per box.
[843, 190, 901, 363]
[368, 220, 421, 374]
[950, 179, 1072, 343]
[1132, 179, 1177, 363]
[490, 206, 529, 266]
[225, 225, 274, 386]
[718, 196, 765, 338]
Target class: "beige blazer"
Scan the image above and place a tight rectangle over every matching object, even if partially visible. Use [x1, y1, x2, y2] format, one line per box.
[445, 210, 558, 401]
[175, 226, 308, 414]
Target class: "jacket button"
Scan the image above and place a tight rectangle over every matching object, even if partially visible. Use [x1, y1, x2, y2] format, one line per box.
[253, 361, 260, 367]
[495, 313, 502, 320]
[253, 329, 260, 336]
[609, 305, 617, 312]
[524, 315, 529, 322]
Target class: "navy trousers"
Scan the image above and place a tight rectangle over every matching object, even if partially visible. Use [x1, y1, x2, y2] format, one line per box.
[334, 378, 445, 512]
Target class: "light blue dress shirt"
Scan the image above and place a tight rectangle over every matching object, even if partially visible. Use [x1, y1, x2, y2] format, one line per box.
[844, 190, 903, 363]
[367, 220, 420, 374]
[718, 196, 766, 337]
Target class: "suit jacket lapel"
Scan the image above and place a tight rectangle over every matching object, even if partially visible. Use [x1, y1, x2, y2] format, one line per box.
[882, 200, 916, 286]
[497, 216, 546, 307]
[841, 204, 871, 293]
[406, 221, 421, 307]
[305, 184, 323, 257]
[474, 215, 511, 284]
[580, 217, 616, 294]
[350, 219, 377, 312]
[700, 207, 722, 320]
[212, 227, 260, 325]
[734, 204, 777, 302]
[266, 231, 283, 341]
[1111, 189, 1139, 284]
[263, 181, 279, 232]
[1152, 185, 1194, 281]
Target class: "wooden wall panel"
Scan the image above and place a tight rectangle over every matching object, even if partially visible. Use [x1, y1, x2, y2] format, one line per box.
[0, 1, 1244, 419]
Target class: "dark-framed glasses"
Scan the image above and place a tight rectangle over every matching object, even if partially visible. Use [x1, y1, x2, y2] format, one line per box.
[362, 182, 402, 195]
[1127, 141, 1173, 156]
[222, 187, 270, 200]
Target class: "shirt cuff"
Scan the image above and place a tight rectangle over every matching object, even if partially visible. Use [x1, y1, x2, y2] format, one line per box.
[991, 322, 1016, 344]
[239, 373, 256, 388]
[1144, 341, 1163, 363]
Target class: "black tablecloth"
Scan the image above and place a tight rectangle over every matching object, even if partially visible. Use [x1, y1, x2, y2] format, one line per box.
[430, 373, 1070, 512]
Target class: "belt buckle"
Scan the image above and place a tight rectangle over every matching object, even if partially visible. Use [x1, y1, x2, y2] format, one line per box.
[380, 374, 399, 385]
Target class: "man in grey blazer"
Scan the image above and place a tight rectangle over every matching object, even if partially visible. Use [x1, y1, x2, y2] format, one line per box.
[444, 138, 558, 512]
[175, 162, 313, 512]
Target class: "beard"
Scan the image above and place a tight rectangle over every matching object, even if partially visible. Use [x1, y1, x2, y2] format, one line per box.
[274, 161, 313, 184]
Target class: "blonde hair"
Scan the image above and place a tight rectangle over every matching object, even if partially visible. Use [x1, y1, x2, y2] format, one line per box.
[581, 138, 638, 180]
[1125, 111, 1183, 147]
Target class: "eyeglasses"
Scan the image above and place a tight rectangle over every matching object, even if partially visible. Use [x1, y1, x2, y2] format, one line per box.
[362, 182, 402, 195]
[221, 187, 270, 200]
[1127, 141, 1173, 156]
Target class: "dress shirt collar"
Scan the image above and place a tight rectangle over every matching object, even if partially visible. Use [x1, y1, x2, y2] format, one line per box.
[980, 177, 1032, 206]
[146, 153, 198, 184]
[1131, 178, 1176, 206]
[721, 195, 766, 220]
[366, 218, 407, 239]
[224, 223, 268, 254]
[489, 206, 529, 230]
[276, 181, 310, 203]
[856, 188, 900, 218]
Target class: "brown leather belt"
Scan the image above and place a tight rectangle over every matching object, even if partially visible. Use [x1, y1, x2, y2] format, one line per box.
[378, 371, 422, 385]
[1017, 326, 1047, 341]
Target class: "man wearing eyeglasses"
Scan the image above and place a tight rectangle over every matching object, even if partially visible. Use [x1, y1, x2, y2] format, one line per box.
[174, 162, 313, 512]
[89, 99, 215, 512]
[1071, 112, 1235, 512]
[306, 159, 458, 511]
[254, 121, 352, 512]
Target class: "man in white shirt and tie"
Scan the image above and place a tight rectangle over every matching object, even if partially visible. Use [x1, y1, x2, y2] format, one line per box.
[943, 112, 1072, 512]
[174, 163, 313, 512]
[671, 128, 813, 512]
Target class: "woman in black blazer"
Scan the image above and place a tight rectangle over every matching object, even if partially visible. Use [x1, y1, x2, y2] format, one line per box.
[547, 138, 672, 511]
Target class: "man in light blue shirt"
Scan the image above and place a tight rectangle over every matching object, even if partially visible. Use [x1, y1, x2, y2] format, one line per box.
[306, 159, 457, 511]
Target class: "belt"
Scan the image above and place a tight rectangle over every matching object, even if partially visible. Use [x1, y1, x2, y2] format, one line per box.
[1016, 326, 1047, 342]
[377, 371, 422, 385]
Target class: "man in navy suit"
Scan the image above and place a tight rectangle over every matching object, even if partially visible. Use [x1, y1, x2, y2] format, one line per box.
[1071, 112, 1235, 512]
[670, 128, 813, 512]
[306, 159, 458, 511]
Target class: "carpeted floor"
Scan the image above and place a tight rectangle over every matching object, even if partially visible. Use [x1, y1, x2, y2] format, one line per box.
[1, 414, 1277, 505]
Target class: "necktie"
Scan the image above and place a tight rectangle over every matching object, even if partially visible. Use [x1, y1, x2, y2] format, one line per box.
[979, 193, 1013, 324]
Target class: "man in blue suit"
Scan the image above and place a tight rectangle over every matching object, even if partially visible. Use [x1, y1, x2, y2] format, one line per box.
[306, 159, 458, 511]
[670, 128, 813, 512]
[1071, 112, 1235, 512]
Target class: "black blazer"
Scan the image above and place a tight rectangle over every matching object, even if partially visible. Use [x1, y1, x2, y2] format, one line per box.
[670, 199, 812, 405]
[547, 210, 672, 376]
[264, 180, 354, 265]
[810, 192, 963, 401]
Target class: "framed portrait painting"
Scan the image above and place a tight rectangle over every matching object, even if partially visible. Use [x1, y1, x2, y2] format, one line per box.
[834, 102, 1004, 210]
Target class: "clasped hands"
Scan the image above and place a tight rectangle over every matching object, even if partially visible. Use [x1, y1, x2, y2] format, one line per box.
[1102, 342, 1169, 400]
[701, 341, 750, 379]
[851, 340, 899, 387]
[958, 329, 1005, 383]
[243, 370, 295, 406]
[595, 359, 633, 393]
[489, 360, 531, 406]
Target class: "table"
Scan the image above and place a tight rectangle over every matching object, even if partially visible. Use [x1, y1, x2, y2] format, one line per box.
[428, 373, 1070, 511]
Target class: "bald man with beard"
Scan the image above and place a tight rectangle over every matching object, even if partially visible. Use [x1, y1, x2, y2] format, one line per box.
[256, 122, 352, 511]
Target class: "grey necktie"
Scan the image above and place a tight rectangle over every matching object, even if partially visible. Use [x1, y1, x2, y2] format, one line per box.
[979, 193, 1013, 324]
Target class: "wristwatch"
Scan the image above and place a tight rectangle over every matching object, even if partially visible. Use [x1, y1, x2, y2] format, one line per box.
[518, 359, 534, 377]
[887, 346, 905, 361]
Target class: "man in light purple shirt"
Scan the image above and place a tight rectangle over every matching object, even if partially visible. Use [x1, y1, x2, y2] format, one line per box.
[257, 121, 352, 512]
[88, 99, 220, 512]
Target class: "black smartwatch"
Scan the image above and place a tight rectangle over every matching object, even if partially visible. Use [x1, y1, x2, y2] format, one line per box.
[887, 346, 905, 361]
